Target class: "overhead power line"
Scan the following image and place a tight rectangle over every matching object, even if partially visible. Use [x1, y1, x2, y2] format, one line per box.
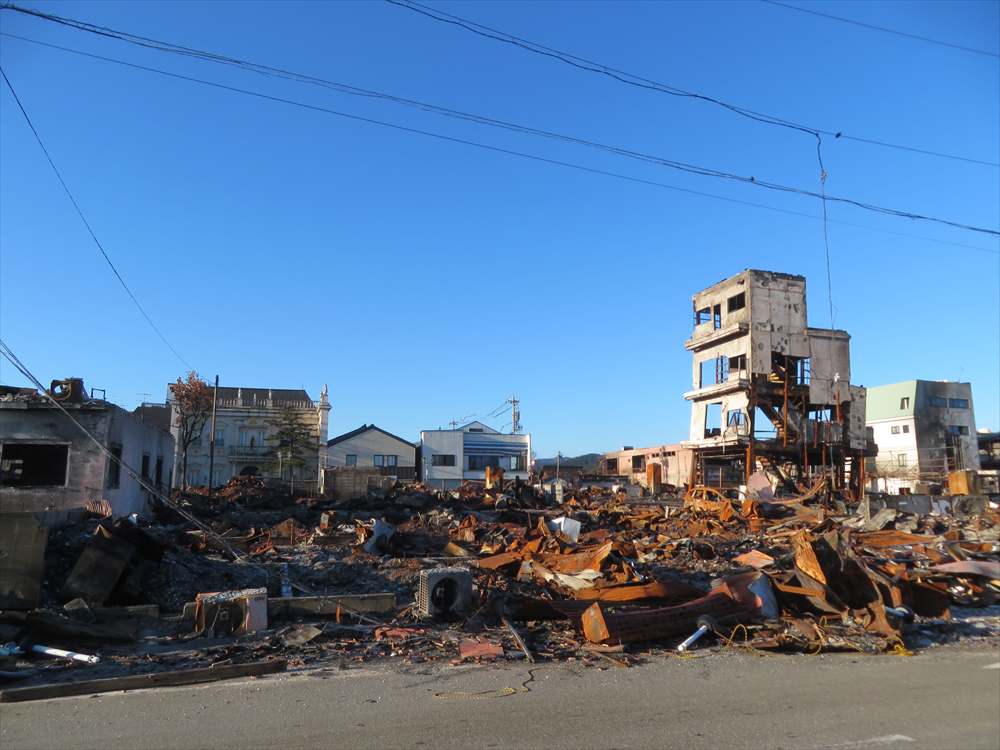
[0, 67, 194, 370]
[3, 31, 997, 240]
[762, 0, 1000, 59]
[0, 338, 238, 558]
[384, 0, 999, 168]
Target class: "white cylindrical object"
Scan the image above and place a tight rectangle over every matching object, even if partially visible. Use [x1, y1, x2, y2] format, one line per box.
[31, 644, 100, 664]
[676, 624, 710, 653]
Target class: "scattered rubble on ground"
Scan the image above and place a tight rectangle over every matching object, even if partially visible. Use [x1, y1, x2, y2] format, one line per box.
[1, 475, 998, 702]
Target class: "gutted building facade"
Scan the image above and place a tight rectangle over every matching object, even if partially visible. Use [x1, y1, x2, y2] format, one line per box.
[600, 444, 695, 489]
[682, 270, 872, 494]
[866, 380, 979, 494]
[168, 384, 330, 490]
[0, 380, 174, 521]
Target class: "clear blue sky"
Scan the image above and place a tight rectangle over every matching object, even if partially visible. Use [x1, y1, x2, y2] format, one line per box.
[2, 0, 998, 457]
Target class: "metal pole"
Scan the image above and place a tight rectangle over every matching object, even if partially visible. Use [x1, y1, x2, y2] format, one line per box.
[208, 374, 219, 492]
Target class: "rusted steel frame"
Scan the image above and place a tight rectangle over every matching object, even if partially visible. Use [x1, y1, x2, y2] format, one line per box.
[783, 354, 789, 448]
[573, 579, 704, 603]
[581, 591, 755, 645]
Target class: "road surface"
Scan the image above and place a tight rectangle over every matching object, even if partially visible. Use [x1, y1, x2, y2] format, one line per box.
[2, 646, 998, 749]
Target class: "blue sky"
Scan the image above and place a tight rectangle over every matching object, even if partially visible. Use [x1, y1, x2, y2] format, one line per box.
[2, 0, 998, 457]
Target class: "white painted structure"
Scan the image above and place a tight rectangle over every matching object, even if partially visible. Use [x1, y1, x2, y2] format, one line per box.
[169, 384, 330, 489]
[420, 421, 531, 490]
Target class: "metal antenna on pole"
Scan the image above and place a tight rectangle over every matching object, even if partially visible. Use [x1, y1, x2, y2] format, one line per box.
[508, 396, 521, 434]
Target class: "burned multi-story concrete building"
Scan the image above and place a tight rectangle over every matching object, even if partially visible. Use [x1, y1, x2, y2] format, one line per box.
[681, 269, 872, 495]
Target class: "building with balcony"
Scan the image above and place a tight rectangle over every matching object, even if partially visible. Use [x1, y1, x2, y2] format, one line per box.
[681, 269, 872, 494]
[865, 380, 979, 494]
[419, 421, 531, 490]
[326, 424, 416, 481]
[168, 384, 330, 490]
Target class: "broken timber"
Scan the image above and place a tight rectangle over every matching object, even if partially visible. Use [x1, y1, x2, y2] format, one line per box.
[0, 659, 287, 703]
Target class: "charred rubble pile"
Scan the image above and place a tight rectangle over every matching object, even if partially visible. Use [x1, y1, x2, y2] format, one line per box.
[1, 476, 998, 701]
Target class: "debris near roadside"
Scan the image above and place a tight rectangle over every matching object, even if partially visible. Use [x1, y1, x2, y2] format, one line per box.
[1, 478, 997, 701]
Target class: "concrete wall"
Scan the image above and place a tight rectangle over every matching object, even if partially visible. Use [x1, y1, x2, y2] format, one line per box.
[327, 429, 415, 468]
[601, 444, 694, 488]
[420, 430, 463, 487]
[0, 403, 174, 520]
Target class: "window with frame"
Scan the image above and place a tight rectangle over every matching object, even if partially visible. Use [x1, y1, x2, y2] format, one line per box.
[949, 398, 969, 409]
[373, 455, 385, 467]
[902, 424, 910, 433]
[891, 426, 901, 435]
[432, 454, 456, 467]
[631, 455, 646, 471]
[385, 455, 397, 467]
[214, 429, 225, 446]
[726, 411, 746, 428]
[1, 443, 69, 487]
[345, 454, 357, 466]
[900, 397, 910, 409]
[468, 455, 501, 471]
[928, 396, 948, 407]
[947, 425, 969, 436]
[727, 292, 746, 313]
[511, 454, 525, 471]
[695, 306, 712, 325]
[896, 454, 908, 468]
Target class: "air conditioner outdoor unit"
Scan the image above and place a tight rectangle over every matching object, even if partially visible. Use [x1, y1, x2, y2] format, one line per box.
[417, 567, 473, 618]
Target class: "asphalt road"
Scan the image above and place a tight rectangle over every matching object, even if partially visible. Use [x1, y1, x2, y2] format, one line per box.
[2, 647, 998, 750]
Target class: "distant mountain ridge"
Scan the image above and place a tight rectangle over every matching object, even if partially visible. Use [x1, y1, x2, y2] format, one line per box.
[534, 453, 601, 468]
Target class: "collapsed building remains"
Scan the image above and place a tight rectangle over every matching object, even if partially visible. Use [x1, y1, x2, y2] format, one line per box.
[0, 379, 174, 521]
[682, 269, 873, 496]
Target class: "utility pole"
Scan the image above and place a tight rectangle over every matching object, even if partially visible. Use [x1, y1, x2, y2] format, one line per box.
[556, 451, 561, 482]
[509, 396, 521, 434]
[208, 375, 219, 493]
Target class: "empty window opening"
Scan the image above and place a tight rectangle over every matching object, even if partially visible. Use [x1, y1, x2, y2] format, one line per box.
[900, 397, 910, 409]
[141, 453, 150, 479]
[467, 427, 484, 433]
[107, 444, 122, 489]
[155, 457, 163, 485]
[699, 356, 729, 387]
[605, 458, 618, 473]
[727, 292, 746, 313]
[728, 354, 747, 374]
[902, 425, 910, 434]
[1, 443, 69, 487]
[432, 454, 456, 467]
[631, 455, 646, 472]
[796, 358, 811, 385]
[704, 403, 723, 438]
